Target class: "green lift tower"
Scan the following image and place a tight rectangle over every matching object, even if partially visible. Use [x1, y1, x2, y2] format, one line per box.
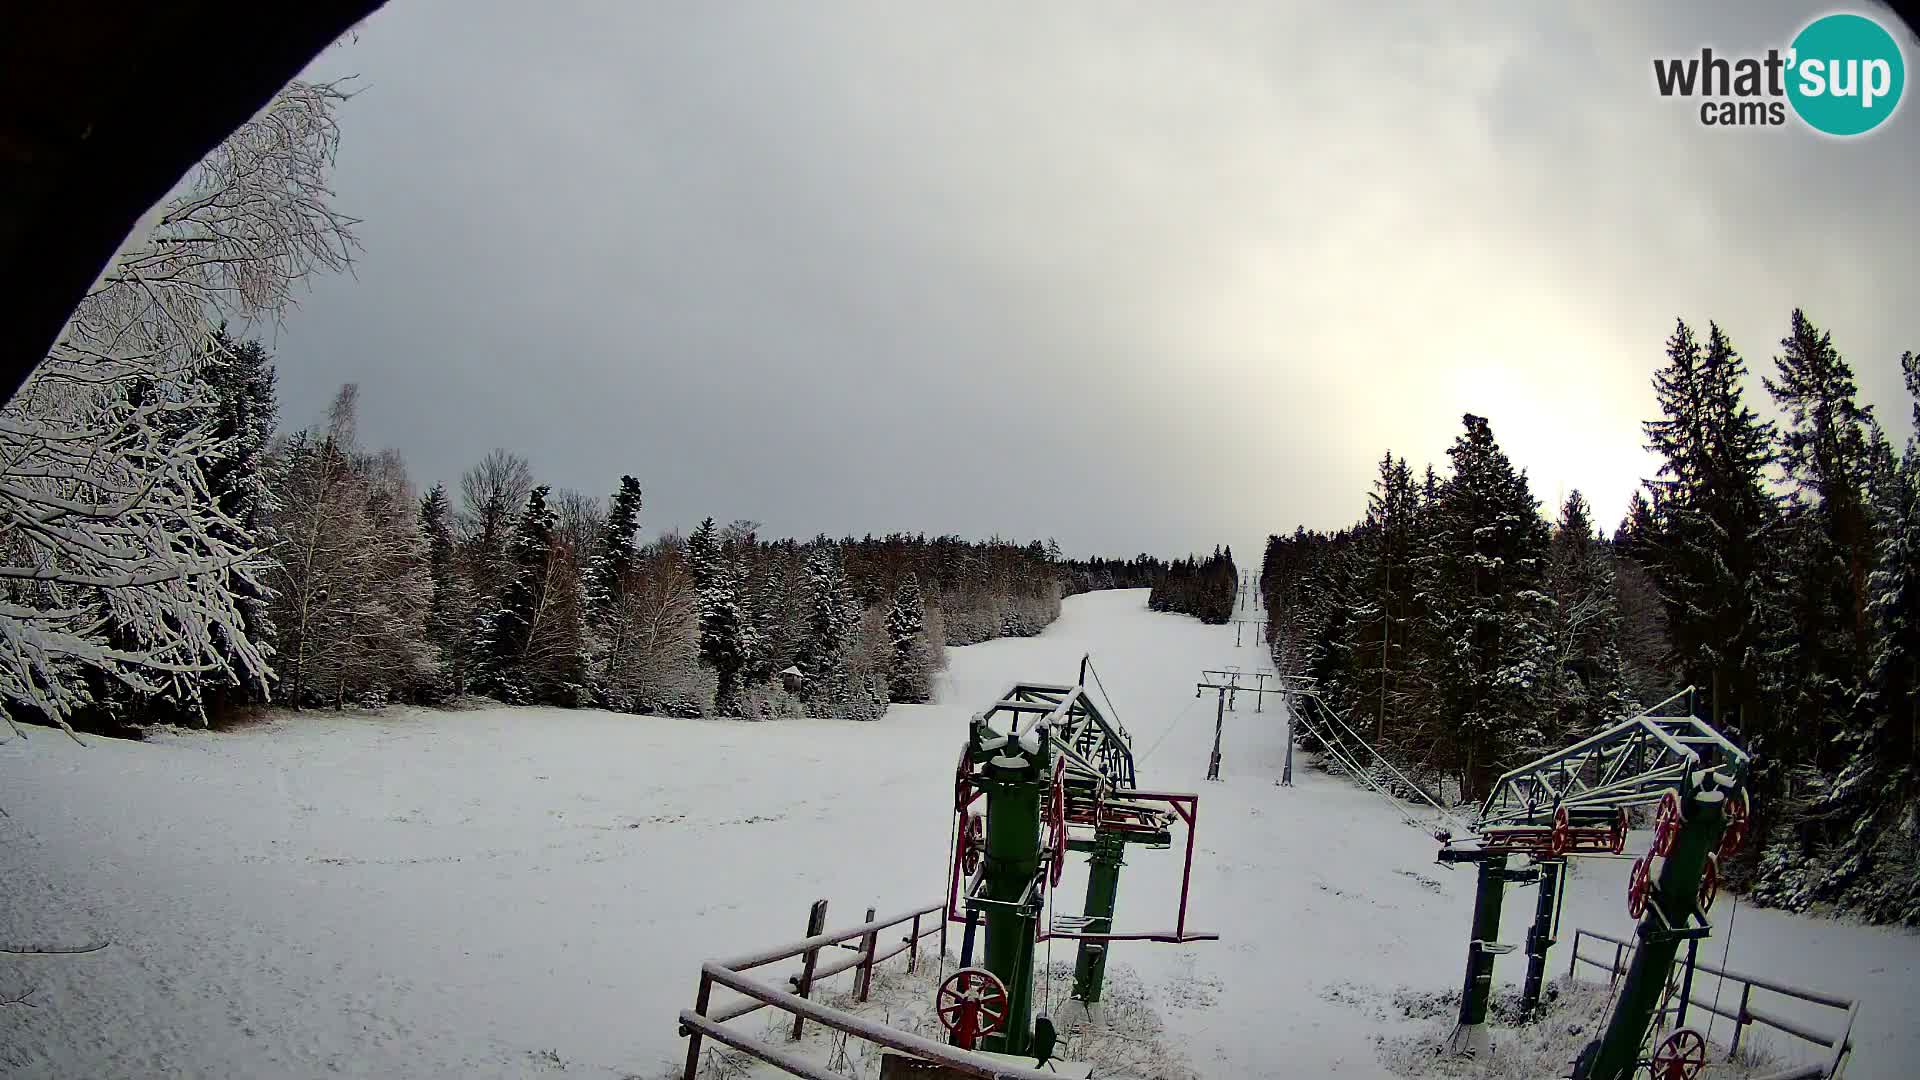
[1433, 690, 1750, 1077]
[940, 660, 1216, 1057]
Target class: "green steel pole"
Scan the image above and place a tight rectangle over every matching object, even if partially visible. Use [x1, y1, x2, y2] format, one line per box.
[1280, 696, 1294, 786]
[1070, 830, 1127, 1003]
[980, 756, 1044, 1055]
[1446, 852, 1509, 1058]
[1521, 859, 1562, 1021]
[1583, 783, 1730, 1080]
[1207, 688, 1224, 780]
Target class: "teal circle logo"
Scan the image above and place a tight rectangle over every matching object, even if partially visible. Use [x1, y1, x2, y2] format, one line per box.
[1787, 13, 1905, 136]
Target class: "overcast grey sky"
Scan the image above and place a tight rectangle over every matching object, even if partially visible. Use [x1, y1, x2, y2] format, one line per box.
[278, 1, 1920, 562]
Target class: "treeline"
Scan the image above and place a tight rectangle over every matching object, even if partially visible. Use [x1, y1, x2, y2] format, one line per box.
[1261, 424, 1648, 805]
[56, 359, 1166, 730]
[1059, 554, 1170, 596]
[1264, 310, 1919, 925]
[1148, 547, 1239, 624]
[1, 82, 1174, 741]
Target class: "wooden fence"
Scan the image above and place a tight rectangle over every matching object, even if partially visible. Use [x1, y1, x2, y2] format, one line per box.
[678, 898, 1064, 1080]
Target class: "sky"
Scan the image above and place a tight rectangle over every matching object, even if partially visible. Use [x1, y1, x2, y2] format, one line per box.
[274, 1, 1920, 563]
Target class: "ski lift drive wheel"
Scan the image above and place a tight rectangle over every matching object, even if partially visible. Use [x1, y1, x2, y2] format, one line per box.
[1719, 788, 1749, 858]
[1697, 853, 1718, 913]
[959, 811, 985, 876]
[1649, 1027, 1707, 1080]
[936, 967, 1009, 1050]
[1627, 852, 1653, 919]
[1653, 791, 1682, 857]
[1612, 806, 1631, 855]
[1550, 806, 1571, 857]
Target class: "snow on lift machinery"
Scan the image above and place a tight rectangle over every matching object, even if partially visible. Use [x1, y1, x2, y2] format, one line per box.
[943, 654, 1217, 1059]
[1433, 687, 1751, 1080]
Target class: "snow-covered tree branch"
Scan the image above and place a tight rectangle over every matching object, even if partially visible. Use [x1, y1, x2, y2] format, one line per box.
[0, 81, 358, 737]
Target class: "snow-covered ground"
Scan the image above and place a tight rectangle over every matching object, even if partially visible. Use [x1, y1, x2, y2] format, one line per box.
[1, 589, 1914, 1078]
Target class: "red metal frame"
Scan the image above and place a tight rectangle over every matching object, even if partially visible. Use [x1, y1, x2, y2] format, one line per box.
[945, 785, 988, 924]
[1477, 806, 1629, 858]
[944, 787, 1219, 942]
[1044, 789, 1217, 943]
[945, 785, 1218, 944]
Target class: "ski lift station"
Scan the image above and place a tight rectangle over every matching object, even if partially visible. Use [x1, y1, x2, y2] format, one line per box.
[673, 658, 1858, 1080]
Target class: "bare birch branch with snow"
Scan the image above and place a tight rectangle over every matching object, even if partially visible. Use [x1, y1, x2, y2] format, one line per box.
[0, 81, 359, 736]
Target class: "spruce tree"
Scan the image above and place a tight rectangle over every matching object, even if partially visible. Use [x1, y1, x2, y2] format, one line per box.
[1809, 359, 1920, 922]
[581, 476, 642, 707]
[887, 572, 930, 703]
[798, 547, 854, 711]
[200, 330, 280, 712]
[419, 484, 474, 699]
[689, 517, 749, 716]
[473, 487, 557, 704]
[1426, 414, 1554, 796]
[1542, 491, 1635, 746]
[469, 485, 589, 706]
[1768, 311, 1877, 635]
[1764, 311, 1878, 775]
[1347, 452, 1419, 742]
[1640, 319, 1779, 734]
[591, 476, 643, 615]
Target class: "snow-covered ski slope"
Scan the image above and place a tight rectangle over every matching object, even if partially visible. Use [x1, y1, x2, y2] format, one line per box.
[1, 589, 1913, 1078]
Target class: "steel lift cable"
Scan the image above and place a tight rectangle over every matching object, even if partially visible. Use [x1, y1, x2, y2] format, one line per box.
[1312, 693, 1456, 820]
[1291, 705, 1394, 805]
[1296, 689, 1467, 833]
[1292, 696, 1405, 806]
[940, 803, 959, 984]
[1290, 699, 1431, 832]
[1080, 655, 1129, 742]
[1136, 692, 1202, 768]
[1705, 891, 1740, 1050]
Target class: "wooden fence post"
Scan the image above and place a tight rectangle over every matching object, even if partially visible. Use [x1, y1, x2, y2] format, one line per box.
[908, 912, 922, 974]
[789, 899, 829, 1041]
[1730, 983, 1753, 1058]
[857, 906, 879, 1002]
[682, 970, 712, 1080]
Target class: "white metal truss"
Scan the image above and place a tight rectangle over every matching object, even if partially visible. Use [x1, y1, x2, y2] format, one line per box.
[1475, 688, 1750, 830]
[972, 673, 1136, 791]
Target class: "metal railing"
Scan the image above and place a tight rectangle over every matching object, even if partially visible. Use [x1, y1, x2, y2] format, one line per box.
[1567, 928, 1856, 1079]
[678, 898, 1062, 1080]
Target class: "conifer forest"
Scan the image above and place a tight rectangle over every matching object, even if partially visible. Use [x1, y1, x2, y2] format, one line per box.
[6, 14, 1920, 1080]
[1262, 320, 1920, 924]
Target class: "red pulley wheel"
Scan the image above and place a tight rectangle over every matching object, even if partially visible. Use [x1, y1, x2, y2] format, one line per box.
[954, 747, 973, 813]
[1549, 806, 1571, 857]
[1627, 853, 1653, 919]
[1612, 807, 1631, 855]
[958, 811, 985, 876]
[1719, 788, 1750, 858]
[1653, 791, 1682, 857]
[1650, 1027, 1708, 1080]
[936, 967, 1009, 1050]
[1697, 852, 1719, 912]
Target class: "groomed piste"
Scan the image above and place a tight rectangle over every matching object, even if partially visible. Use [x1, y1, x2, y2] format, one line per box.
[1, 590, 1914, 1079]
